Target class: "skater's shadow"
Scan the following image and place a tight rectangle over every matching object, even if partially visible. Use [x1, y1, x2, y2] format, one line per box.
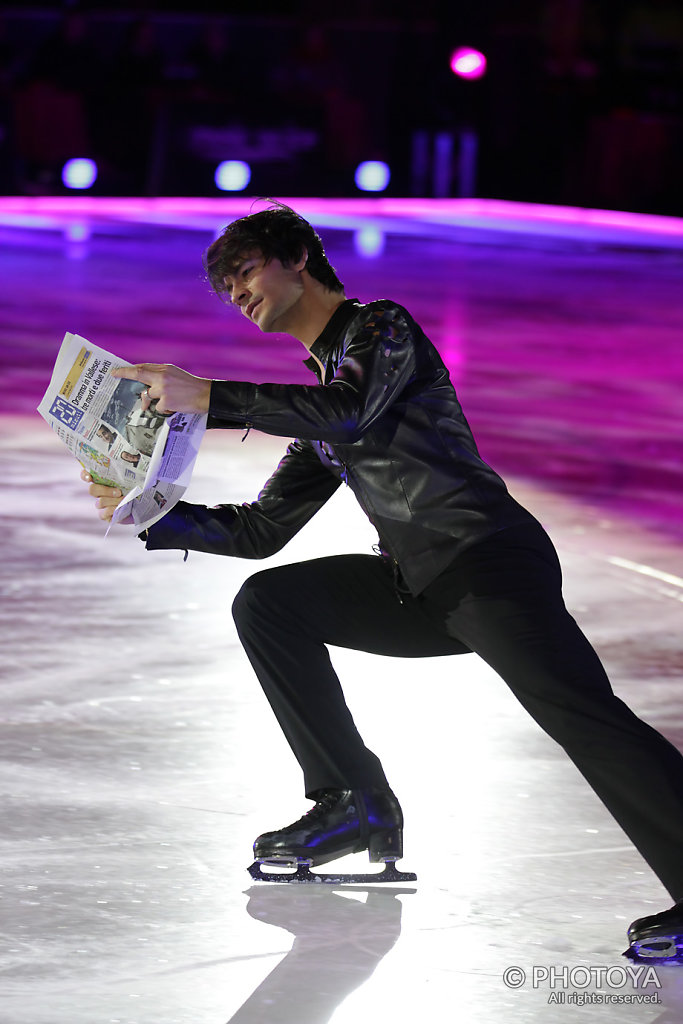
[225, 883, 416, 1023]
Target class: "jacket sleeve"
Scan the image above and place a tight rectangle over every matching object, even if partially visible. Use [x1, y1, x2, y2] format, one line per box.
[144, 438, 341, 557]
[208, 304, 416, 444]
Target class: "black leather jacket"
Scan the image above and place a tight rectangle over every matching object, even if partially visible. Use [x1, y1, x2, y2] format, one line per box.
[144, 298, 536, 595]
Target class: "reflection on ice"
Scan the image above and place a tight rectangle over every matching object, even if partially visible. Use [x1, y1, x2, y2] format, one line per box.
[228, 885, 411, 1023]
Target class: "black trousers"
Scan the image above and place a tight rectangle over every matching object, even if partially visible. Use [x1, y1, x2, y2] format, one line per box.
[232, 522, 683, 901]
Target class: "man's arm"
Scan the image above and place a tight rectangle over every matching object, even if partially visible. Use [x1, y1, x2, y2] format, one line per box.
[112, 305, 417, 445]
[140, 438, 341, 558]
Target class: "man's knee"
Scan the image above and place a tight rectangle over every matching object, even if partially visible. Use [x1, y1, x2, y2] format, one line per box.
[231, 567, 287, 630]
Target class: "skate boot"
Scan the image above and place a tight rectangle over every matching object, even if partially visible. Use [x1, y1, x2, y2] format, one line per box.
[248, 788, 417, 883]
[623, 901, 683, 963]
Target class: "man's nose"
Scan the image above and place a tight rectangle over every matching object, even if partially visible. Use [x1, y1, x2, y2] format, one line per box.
[231, 284, 250, 306]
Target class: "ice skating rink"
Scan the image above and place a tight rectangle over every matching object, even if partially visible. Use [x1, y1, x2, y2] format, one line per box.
[2, 197, 683, 1023]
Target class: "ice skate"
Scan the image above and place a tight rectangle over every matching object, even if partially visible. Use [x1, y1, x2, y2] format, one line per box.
[247, 788, 417, 883]
[623, 901, 683, 963]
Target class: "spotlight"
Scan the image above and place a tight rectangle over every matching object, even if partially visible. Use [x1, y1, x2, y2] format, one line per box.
[450, 47, 487, 80]
[215, 160, 251, 191]
[62, 158, 98, 190]
[355, 161, 391, 193]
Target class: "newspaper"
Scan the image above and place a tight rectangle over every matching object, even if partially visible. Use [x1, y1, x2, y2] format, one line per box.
[38, 332, 207, 533]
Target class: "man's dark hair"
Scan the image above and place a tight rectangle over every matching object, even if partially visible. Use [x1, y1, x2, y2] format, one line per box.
[203, 201, 344, 300]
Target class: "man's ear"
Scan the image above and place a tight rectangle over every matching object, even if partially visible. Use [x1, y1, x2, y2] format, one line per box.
[294, 247, 308, 273]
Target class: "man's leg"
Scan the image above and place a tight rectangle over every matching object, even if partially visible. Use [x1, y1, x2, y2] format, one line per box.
[420, 523, 683, 903]
[232, 553, 467, 871]
[232, 553, 466, 796]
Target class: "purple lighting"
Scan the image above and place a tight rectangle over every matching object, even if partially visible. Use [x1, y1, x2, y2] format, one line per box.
[450, 47, 487, 80]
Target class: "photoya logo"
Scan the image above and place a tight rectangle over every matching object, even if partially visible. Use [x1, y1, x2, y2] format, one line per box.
[502, 963, 663, 1006]
[533, 965, 661, 989]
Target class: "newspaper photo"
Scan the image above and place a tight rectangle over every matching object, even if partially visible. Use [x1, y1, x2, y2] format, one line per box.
[38, 332, 207, 533]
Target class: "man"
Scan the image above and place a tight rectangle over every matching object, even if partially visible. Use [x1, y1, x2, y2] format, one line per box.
[86, 202, 683, 960]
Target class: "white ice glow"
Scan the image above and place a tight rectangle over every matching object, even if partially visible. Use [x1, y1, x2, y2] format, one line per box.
[607, 556, 683, 589]
[3, 207, 683, 1024]
[64, 221, 91, 242]
[353, 226, 386, 257]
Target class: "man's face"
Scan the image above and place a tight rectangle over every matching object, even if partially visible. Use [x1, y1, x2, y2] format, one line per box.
[224, 249, 306, 333]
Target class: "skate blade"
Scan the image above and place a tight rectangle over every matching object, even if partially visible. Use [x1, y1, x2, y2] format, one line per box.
[247, 859, 417, 884]
[623, 936, 683, 964]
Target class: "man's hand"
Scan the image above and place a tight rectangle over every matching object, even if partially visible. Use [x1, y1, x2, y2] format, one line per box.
[81, 469, 133, 524]
[112, 363, 212, 415]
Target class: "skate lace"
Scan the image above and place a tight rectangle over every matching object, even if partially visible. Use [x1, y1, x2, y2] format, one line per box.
[287, 789, 343, 828]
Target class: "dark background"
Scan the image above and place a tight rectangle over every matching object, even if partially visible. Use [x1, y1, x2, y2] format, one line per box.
[1, 0, 681, 213]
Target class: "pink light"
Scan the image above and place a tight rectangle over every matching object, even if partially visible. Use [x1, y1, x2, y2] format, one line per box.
[450, 47, 487, 80]
[1, 197, 682, 247]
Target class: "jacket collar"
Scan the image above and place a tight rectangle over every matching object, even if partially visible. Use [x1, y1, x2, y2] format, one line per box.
[303, 298, 361, 377]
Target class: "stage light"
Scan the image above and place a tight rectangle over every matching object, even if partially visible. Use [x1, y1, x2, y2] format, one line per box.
[450, 47, 487, 80]
[62, 158, 98, 190]
[215, 160, 251, 191]
[353, 227, 385, 258]
[355, 161, 391, 192]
